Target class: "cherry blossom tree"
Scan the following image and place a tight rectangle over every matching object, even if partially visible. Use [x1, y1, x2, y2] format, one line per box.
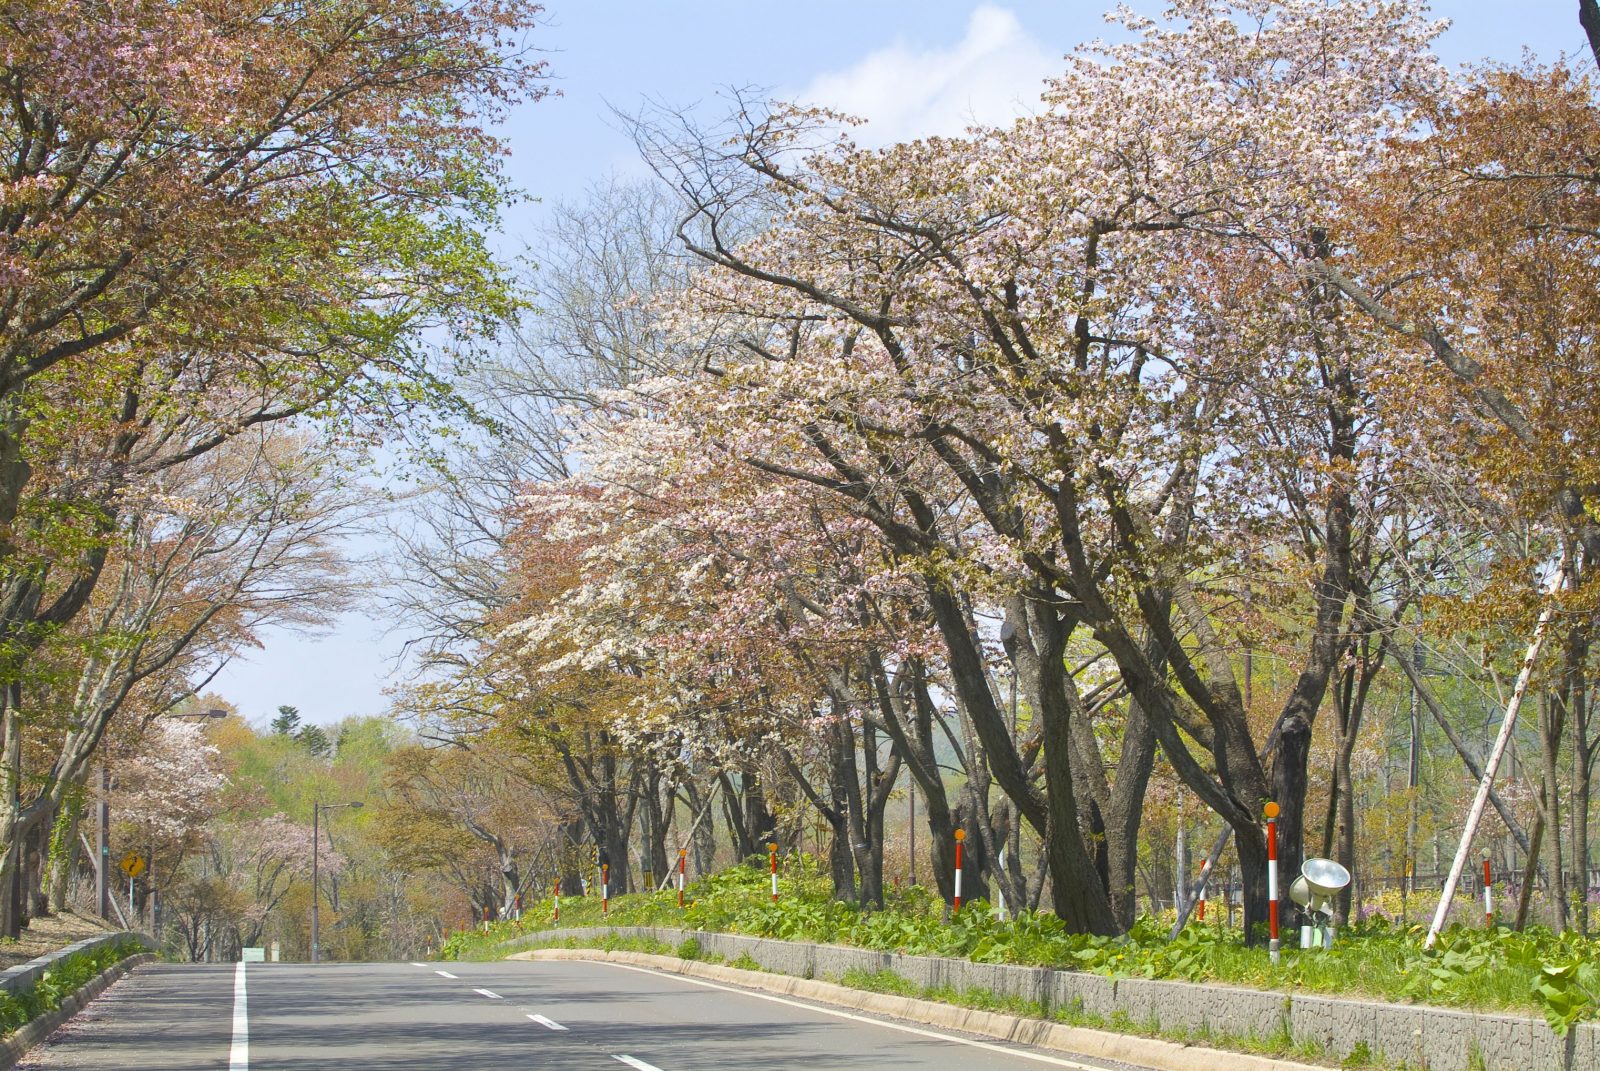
[614, 0, 1451, 936]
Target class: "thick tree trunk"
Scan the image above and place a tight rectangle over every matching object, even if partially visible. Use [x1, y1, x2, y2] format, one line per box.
[1023, 599, 1118, 934]
[823, 720, 856, 902]
[1566, 627, 1592, 934]
[1236, 824, 1272, 945]
[1514, 813, 1545, 931]
[560, 740, 633, 898]
[26, 809, 50, 920]
[558, 818, 586, 897]
[637, 762, 672, 890]
[1334, 742, 1357, 926]
[0, 684, 23, 939]
[1540, 690, 1570, 930]
[741, 765, 776, 857]
[1269, 715, 1312, 922]
[950, 791, 993, 908]
[46, 787, 83, 915]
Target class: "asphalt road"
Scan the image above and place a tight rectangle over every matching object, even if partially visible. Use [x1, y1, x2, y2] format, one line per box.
[15, 958, 1145, 1071]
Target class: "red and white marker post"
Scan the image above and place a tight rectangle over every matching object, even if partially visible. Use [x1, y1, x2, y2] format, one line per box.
[602, 862, 610, 917]
[1482, 849, 1494, 926]
[514, 893, 522, 922]
[953, 829, 967, 914]
[1196, 858, 1210, 922]
[1265, 802, 1281, 965]
[768, 843, 779, 903]
[677, 848, 687, 908]
[482, 905, 491, 932]
[552, 876, 561, 923]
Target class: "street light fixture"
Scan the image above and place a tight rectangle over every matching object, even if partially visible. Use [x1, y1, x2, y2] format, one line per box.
[311, 800, 363, 964]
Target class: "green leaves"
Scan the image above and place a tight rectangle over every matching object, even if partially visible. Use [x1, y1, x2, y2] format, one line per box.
[0, 939, 141, 1037]
[454, 858, 1600, 1037]
[1534, 956, 1599, 1036]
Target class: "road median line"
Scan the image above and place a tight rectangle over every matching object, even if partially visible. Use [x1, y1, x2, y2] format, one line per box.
[509, 947, 1330, 1071]
[230, 961, 248, 1071]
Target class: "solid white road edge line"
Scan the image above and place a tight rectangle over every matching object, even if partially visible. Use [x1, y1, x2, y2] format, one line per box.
[601, 962, 1107, 1071]
[612, 1057, 665, 1071]
[527, 1014, 568, 1030]
[409, 962, 426, 967]
[434, 970, 458, 979]
[229, 961, 248, 1071]
[473, 988, 503, 999]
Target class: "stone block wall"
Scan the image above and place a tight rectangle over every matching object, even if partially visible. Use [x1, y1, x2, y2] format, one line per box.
[499, 925, 1596, 1071]
[0, 931, 149, 997]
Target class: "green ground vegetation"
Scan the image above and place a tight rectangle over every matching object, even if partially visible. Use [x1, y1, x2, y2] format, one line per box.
[441, 857, 1600, 1035]
[0, 939, 144, 1036]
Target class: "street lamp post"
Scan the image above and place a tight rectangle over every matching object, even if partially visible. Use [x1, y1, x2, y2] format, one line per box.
[311, 800, 363, 964]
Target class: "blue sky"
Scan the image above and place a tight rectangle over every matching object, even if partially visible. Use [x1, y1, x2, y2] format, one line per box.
[206, 1, 1593, 728]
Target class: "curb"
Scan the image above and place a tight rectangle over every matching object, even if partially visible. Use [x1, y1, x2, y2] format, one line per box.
[0, 952, 155, 1070]
[510, 947, 1330, 1071]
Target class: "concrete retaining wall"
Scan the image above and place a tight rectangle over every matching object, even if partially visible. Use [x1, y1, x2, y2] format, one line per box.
[0, 931, 149, 998]
[498, 925, 1597, 1071]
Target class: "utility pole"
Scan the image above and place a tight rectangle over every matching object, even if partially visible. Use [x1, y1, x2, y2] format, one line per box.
[1405, 637, 1422, 918]
[96, 765, 109, 921]
[311, 804, 319, 963]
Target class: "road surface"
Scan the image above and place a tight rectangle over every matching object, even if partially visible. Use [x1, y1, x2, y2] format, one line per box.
[15, 957, 1150, 1070]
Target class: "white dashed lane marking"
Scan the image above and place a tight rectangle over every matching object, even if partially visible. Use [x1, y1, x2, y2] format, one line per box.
[612, 1057, 665, 1071]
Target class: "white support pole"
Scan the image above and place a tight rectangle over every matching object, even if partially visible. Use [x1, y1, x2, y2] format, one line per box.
[1425, 567, 1563, 949]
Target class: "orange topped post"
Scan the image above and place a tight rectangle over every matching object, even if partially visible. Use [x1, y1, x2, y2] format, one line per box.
[953, 829, 967, 913]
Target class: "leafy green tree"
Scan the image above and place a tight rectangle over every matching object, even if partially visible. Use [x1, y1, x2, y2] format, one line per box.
[271, 707, 303, 737]
[297, 725, 332, 759]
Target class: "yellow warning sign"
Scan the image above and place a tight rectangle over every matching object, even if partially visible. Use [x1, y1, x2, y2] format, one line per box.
[120, 852, 145, 878]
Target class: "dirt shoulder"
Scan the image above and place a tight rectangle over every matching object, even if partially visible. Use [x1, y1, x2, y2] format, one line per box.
[0, 913, 119, 973]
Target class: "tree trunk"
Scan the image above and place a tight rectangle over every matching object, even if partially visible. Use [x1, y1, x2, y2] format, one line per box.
[1103, 697, 1156, 929]
[824, 719, 856, 902]
[679, 779, 719, 878]
[872, 657, 958, 900]
[1027, 600, 1118, 934]
[1270, 715, 1312, 924]
[1566, 627, 1592, 934]
[25, 809, 50, 921]
[741, 764, 776, 858]
[1540, 690, 1570, 930]
[1236, 824, 1272, 945]
[46, 788, 83, 915]
[1514, 813, 1545, 931]
[637, 761, 671, 890]
[558, 818, 586, 897]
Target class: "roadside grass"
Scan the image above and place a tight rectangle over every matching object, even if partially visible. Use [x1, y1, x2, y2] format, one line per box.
[0, 938, 143, 1036]
[441, 856, 1600, 1032]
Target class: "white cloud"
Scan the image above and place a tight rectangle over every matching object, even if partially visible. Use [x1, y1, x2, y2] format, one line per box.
[796, 6, 1058, 146]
